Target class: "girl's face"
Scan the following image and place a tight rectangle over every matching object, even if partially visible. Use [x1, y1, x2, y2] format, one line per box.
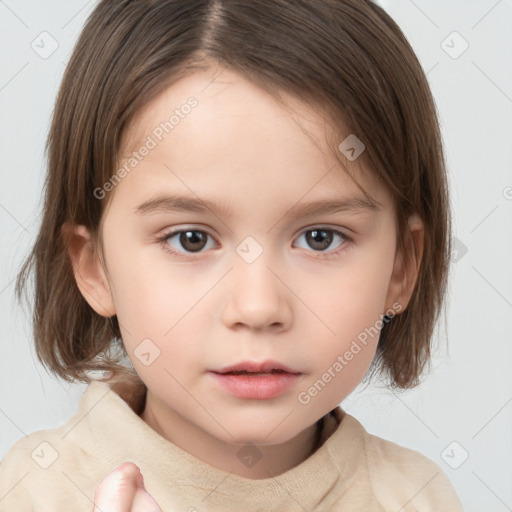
[93, 66, 413, 453]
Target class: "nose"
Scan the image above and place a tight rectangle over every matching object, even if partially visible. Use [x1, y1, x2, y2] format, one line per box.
[221, 252, 293, 333]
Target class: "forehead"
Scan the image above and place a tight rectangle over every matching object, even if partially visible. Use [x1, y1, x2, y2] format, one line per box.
[115, 66, 392, 214]
[121, 66, 333, 157]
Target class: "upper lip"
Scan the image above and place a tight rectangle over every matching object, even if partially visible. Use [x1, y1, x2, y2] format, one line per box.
[212, 360, 300, 374]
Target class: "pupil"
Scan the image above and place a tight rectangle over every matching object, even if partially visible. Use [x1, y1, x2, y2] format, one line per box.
[307, 229, 332, 251]
[180, 231, 206, 252]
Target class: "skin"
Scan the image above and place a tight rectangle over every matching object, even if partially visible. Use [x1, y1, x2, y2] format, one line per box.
[92, 461, 162, 512]
[66, 65, 424, 510]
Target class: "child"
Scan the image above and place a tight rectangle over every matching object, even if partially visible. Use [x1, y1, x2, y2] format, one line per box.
[0, 0, 463, 510]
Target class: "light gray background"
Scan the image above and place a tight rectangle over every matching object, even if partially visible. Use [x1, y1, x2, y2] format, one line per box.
[1, 1, 511, 510]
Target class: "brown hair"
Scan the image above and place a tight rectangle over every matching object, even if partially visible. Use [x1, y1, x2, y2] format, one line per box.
[16, 0, 451, 389]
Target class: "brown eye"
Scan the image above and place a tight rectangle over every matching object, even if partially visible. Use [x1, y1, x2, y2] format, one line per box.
[164, 229, 215, 255]
[294, 227, 347, 255]
[305, 229, 334, 251]
[179, 231, 208, 252]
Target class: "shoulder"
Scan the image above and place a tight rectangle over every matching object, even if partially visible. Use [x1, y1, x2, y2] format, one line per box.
[0, 380, 122, 511]
[0, 426, 62, 510]
[0, 417, 102, 511]
[0, 435, 31, 508]
[343, 413, 464, 511]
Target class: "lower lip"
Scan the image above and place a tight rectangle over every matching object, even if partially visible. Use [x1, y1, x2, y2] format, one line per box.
[210, 371, 301, 399]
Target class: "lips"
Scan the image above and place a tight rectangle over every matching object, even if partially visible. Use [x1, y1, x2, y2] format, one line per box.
[226, 369, 286, 376]
[212, 360, 300, 375]
[210, 360, 301, 399]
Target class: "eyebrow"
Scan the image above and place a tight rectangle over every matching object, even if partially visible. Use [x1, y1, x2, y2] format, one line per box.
[134, 193, 380, 219]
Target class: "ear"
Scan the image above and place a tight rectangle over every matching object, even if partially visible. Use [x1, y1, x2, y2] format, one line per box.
[384, 214, 424, 313]
[61, 223, 116, 317]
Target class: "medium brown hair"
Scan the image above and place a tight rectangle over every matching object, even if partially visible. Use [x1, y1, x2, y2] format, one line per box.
[17, 0, 451, 389]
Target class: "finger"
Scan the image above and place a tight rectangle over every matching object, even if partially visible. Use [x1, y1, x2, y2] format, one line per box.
[131, 487, 164, 512]
[93, 462, 142, 512]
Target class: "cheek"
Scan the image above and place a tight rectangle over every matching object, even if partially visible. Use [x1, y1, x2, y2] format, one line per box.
[315, 248, 394, 328]
[296, 275, 390, 409]
[104, 226, 170, 303]
[102, 236, 174, 339]
[301, 247, 395, 373]
[104, 240, 209, 360]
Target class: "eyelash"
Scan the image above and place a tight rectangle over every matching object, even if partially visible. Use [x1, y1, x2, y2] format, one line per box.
[156, 226, 352, 262]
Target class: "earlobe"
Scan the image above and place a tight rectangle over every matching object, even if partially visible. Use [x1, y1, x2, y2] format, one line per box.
[61, 223, 116, 317]
[385, 214, 425, 312]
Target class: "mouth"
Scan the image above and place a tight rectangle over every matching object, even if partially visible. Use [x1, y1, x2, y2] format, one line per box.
[210, 360, 301, 399]
[220, 369, 290, 376]
[212, 360, 301, 375]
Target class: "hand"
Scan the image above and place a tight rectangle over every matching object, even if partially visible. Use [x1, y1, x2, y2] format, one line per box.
[93, 462, 163, 512]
